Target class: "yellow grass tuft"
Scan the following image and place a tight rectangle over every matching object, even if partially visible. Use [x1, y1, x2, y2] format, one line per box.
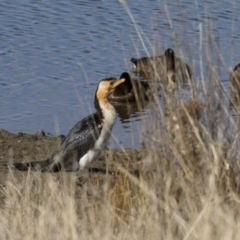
[1, 2, 240, 240]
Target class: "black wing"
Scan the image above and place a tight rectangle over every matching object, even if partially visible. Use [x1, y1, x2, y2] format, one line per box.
[60, 112, 102, 159]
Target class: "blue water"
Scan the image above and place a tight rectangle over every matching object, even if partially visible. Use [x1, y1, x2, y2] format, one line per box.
[0, 0, 239, 148]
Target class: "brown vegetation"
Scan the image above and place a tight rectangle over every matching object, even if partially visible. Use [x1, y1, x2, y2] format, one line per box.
[1, 5, 240, 240]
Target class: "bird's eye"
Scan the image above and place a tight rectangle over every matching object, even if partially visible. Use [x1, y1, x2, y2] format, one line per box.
[110, 81, 114, 85]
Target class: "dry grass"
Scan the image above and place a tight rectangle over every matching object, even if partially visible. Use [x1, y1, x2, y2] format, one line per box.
[1, 2, 240, 240]
[1, 75, 240, 240]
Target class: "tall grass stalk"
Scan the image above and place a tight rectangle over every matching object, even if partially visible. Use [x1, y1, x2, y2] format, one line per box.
[1, 2, 240, 240]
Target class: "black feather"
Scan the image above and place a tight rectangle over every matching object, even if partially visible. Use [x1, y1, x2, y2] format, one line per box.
[60, 113, 102, 157]
[12, 112, 102, 172]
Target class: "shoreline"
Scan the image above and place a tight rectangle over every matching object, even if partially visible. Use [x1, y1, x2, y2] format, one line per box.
[0, 128, 143, 173]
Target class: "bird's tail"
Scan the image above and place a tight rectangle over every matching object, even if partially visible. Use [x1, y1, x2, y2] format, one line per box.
[6, 158, 61, 172]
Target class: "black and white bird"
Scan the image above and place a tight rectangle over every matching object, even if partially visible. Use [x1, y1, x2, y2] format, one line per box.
[13, 77, 125, 172]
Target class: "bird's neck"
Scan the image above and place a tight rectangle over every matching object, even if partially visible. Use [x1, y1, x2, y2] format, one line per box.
[166, 56, 175, 72]
[96, 94, 117, 127]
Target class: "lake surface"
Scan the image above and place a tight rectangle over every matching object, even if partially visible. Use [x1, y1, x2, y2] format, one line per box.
[0, 0, 240, 148]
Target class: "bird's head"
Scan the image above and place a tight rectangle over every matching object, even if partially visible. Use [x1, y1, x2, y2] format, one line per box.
[165, 48, 175, 61]
[96, 77, 126, 97]
[94, 78, 125, 110]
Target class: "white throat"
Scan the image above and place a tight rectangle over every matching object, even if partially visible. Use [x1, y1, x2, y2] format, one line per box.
[79, 98, 117, 170]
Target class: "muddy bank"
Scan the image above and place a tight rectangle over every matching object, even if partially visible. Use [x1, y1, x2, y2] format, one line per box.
[0, 128, 145, 181]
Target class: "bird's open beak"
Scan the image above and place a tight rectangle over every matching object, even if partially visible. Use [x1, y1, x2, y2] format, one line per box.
[112, 78, 125, 89]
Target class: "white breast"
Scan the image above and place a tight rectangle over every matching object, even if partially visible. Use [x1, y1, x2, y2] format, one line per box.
[79, 107, 117, 170]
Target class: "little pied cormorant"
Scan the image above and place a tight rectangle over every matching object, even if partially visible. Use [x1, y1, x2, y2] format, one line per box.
[13, 77, 125, 172]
